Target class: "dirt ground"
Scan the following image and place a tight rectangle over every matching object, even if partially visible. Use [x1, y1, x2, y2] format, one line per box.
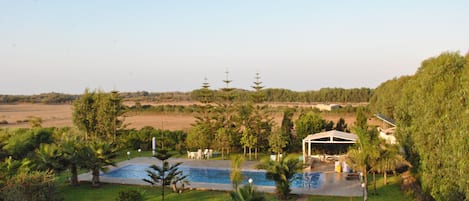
[0, 103, 379, 130]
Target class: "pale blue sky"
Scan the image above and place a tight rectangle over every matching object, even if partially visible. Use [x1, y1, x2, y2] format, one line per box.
[1, 0, 468, 94]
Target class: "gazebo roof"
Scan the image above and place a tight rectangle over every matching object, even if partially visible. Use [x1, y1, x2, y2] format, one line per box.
[302, 130, 358, 144]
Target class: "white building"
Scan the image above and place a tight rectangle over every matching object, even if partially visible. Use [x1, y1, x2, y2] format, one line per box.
[314, 104, 341, 111]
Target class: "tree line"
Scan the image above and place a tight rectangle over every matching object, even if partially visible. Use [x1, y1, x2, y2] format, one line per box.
[0, 87, 372, 104]
[369, 51, 469, 201]
[191, 87, 372, 103]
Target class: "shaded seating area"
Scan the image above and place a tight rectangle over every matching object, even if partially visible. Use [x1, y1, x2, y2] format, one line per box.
[302, 130, 358, 167]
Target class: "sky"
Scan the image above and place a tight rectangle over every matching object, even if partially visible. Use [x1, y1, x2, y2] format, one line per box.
[1, 0, 468, 95]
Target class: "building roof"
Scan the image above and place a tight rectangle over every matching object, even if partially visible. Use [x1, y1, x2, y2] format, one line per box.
[302, 130, 358, 144]
[375, 113, 396, 127]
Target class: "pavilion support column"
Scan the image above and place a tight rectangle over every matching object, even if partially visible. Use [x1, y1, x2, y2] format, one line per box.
[302, 140, 306, 164]
[308, 140, 311, 157]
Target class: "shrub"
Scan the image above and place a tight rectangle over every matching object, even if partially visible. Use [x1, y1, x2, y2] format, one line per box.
[0, 170, 62, 201]
[116, 189, 144, 201]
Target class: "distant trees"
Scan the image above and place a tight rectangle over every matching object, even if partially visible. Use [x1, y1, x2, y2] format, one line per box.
[0, 93, 77, 104]
[0, 86, 372, 104]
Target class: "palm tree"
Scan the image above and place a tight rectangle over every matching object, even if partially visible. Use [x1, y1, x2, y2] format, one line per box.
[81, 141, 118, 187]
[60, 135, 83, 186]
[0, 156, 30, 179]
[374, 144, 410, 185]
[230, 155, 244, 190]
[346, 127, 380, 200]
[260, 155, 302, 200]
[34, 143, 66, 174]
[143, 149, 187, 201]
[230, 183, 266, 201]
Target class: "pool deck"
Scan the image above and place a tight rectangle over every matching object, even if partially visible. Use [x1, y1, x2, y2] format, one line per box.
[78, 157, 362, 197]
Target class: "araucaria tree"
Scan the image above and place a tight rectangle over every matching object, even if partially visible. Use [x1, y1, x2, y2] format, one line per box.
[187, 78, 217, 150]
[214, 71, 237, 159]
[143, 149, 188, 201]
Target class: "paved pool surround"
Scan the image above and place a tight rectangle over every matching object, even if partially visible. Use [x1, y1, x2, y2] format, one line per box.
[78, 157, 362, 196]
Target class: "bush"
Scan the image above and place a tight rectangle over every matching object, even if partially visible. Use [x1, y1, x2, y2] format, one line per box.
[120, 128, 186, 152]
[116, 189, 144, 201]
[2, 128, 54, 159]
[0, 171, 62, 201]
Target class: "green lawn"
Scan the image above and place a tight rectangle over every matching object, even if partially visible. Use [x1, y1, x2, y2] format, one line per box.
[306, 175, 410, 201]
[56, 175, 408, 201]
[58, 182, 286, 201]
[58, 183, 229, 201]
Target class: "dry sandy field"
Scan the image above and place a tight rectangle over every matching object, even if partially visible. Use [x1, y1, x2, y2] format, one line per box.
[0, 103, 377, 130]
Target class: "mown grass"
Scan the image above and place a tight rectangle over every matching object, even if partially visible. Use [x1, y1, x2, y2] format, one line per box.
[306, 175, 409, 201]
[58, 182, 286, 201]
[58, 183, 229, 201]
[56, 175, 408, 201]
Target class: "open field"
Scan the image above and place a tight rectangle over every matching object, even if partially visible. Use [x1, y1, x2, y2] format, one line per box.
[0, 104, 73, 128]
[0, 103, 379, 130]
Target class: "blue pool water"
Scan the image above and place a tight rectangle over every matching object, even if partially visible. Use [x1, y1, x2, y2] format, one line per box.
[103, 164, 322, 188]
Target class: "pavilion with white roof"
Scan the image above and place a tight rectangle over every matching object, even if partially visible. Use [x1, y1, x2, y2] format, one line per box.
[302, 130, 358, 162]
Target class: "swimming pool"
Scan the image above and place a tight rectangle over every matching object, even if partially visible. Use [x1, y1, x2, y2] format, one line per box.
[103, 164, 322, 189]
